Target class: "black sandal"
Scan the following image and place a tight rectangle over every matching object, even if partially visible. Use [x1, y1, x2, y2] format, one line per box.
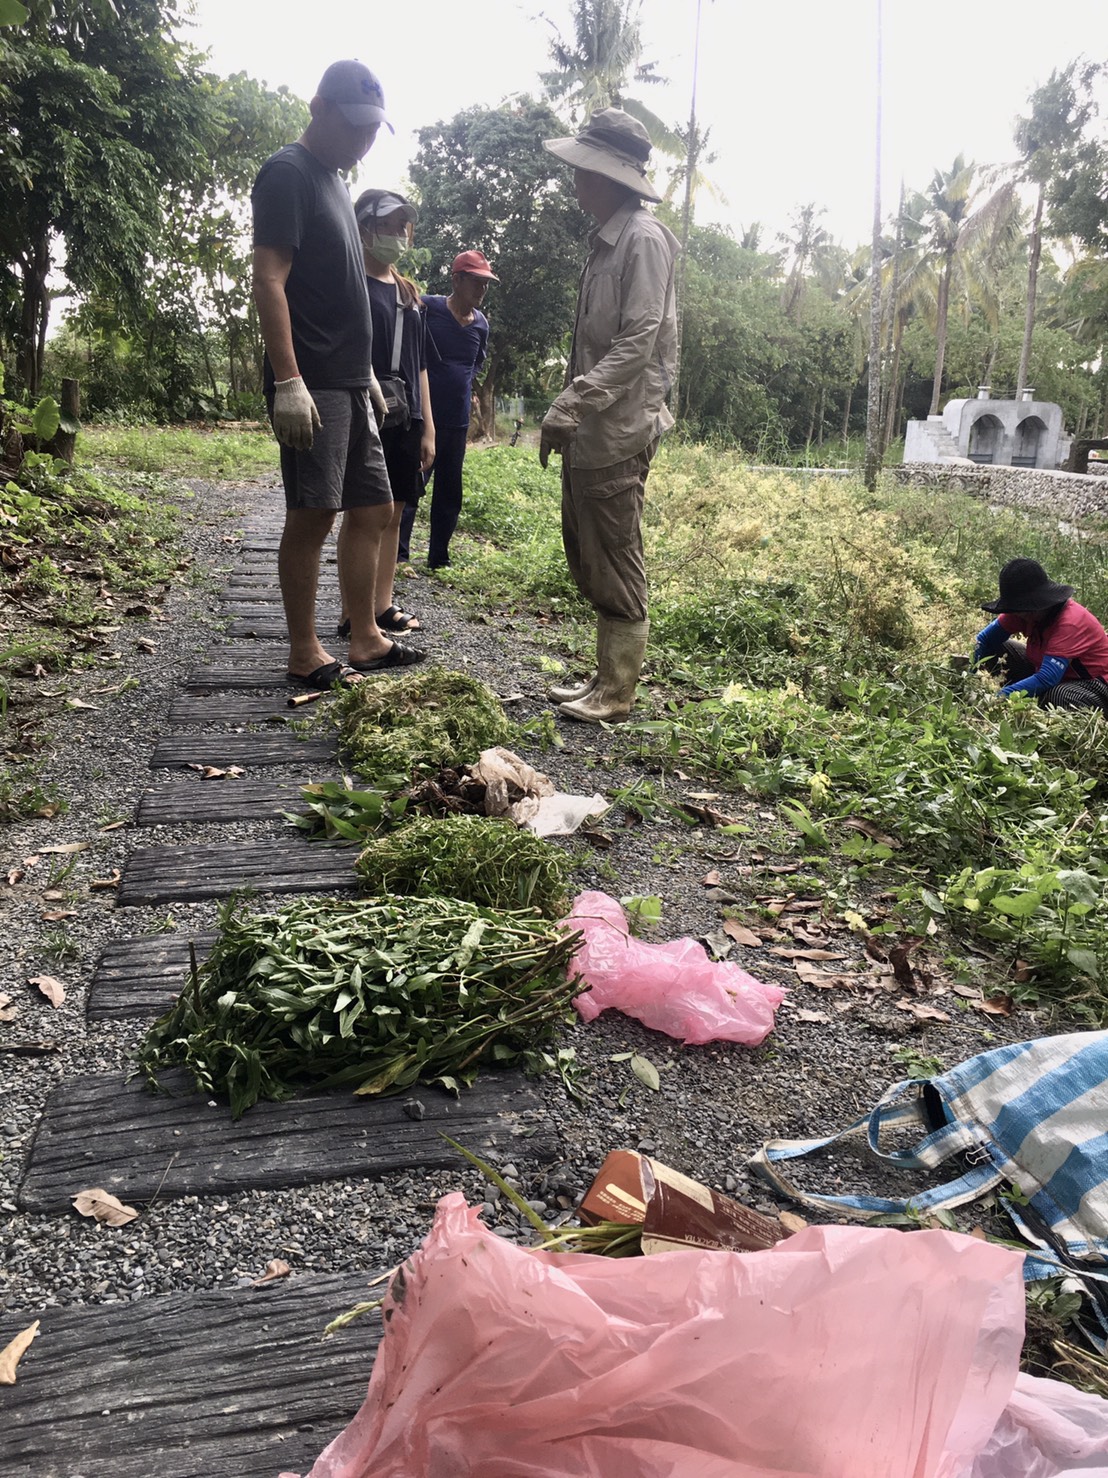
[376, 605, 421, 633]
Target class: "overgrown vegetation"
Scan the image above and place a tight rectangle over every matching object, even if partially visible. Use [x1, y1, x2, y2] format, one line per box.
[137, 894, 585, 1116]
[448, 442, 1108, 1017]
[355, 814, 572, 918]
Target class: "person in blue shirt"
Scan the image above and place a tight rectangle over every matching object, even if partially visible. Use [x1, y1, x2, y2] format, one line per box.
[412, 251, 497, 568]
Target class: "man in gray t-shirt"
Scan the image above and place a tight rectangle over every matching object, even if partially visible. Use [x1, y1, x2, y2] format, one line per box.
[251, 60, 424, 687]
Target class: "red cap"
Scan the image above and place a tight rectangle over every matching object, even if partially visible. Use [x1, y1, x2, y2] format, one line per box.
[451, 250, 499, 281]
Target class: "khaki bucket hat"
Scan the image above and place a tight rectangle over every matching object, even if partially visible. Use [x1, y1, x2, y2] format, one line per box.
[543, 107, 662, 202]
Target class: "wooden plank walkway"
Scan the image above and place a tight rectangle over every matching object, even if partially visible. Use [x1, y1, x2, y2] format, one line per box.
[19, 1068, 552, 1211]
[88, 934, 217, 1020]
[137, 779, 314, 827]
[0, 1272, 382, 1478]
[149, 733, 336, 770]
[166, 692, 307, 726]
[118, 835, 358, 905]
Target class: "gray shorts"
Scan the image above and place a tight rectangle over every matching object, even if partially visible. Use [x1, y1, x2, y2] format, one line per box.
[275, 387, 393, 510]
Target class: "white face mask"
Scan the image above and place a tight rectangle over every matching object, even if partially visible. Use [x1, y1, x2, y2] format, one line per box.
[368, 233, 407, 265]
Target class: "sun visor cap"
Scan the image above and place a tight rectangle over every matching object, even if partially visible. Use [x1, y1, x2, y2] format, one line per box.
[317, 60, 394, 133]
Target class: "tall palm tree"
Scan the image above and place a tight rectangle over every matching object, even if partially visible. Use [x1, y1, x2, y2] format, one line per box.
[541, 0, 664, 126]
[917, 157, 1020, 415]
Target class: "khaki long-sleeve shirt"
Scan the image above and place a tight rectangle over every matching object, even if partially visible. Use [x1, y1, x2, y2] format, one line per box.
[552, 200, 679, 470]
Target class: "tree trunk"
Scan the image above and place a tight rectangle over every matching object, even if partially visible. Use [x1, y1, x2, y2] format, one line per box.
[841, 384, 854, 443]
[928, 254, 953, 416]
[882, 315, 905, 452]
[1016, 184, 1044, 396]
[862, 0, 884, 492]
[17, 233, 52, 399]
[46, 379, 80, 465]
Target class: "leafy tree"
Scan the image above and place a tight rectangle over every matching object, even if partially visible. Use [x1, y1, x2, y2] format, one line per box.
[541, 0, 663, 125]
[1012, 62, 1101, 394]
[914, 156, 1020, 415]
[0, 0, 219, 396]
[409, 99, 587, 426]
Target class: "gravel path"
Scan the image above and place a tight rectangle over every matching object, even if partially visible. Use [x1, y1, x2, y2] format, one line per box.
[0, 470, 1049, 1321]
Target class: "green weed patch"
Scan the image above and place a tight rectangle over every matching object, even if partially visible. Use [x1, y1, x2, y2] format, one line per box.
[136, 894, 584, 1116]
[329, 666, 515, 785]
[355, 814, 572, 918]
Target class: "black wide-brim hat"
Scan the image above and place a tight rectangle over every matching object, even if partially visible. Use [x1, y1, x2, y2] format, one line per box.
[981, 558, 1074, 614]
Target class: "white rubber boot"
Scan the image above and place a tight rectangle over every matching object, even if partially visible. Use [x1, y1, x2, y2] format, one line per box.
[548, 617, 609, 704]
[558, 618, 648, 724]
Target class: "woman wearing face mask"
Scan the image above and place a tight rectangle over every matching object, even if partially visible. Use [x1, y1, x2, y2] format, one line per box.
[337, 189, 435, 637]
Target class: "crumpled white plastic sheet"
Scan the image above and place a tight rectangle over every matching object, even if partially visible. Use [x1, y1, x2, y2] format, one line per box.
[563, 890, 784, 1045]
[280, 1193, 1108, 1478]
[470, 747, 609, 836]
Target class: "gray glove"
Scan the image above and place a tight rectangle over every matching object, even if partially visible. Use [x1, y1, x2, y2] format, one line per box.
[539, 405, 576, 469]
[272, 376, 322, 451]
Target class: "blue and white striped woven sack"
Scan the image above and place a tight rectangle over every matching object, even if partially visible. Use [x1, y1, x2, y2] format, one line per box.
[750, 1030, 1108, 1277]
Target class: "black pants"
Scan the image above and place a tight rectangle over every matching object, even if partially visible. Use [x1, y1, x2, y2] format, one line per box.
[423, 425, 469, 568]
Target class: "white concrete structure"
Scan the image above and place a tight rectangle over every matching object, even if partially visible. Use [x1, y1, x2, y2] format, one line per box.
[903, 387, 1070, 470]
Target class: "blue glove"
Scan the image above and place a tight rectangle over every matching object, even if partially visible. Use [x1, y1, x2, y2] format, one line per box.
[973, 620, 1006, 665]
[1001, 654, 1068, 697]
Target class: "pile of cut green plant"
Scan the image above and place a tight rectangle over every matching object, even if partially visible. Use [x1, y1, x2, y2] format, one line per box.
[355, 814, 572, 918]
[136, 895, 585, 1117]
[328, 666, 516, 786]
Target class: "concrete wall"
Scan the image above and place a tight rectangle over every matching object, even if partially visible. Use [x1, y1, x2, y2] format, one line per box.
[890, 462, 1108, 520]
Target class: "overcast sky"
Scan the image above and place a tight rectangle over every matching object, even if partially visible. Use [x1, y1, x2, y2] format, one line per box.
[181, 0, 1108, 247]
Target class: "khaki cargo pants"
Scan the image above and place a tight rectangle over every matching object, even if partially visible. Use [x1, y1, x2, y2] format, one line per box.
[560, 440, 658, 623]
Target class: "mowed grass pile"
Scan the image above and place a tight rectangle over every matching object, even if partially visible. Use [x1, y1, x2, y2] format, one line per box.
[452, 443, 1108, 1014]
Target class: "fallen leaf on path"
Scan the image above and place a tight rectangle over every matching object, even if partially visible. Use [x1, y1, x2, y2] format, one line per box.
[136, 639, 157, 654]
[770, 947, 847, 961]
[794, 960, 854, 988]
[42, 890, 65, 902]
[842, 817, 901, 849]
[252, 1259, 292, 1287]
[99, 820, 127, 833]
[793, 1008, 831, 1023]
[30, 975, 66, 1008]
[896, 997, 951, 1023]
[65, 698, 98, 711]
[701, 929, 733, 960]
[0, 1321, 40, 1384]
[630, 1053, 660, 1091]
[843, 910, 869, 933]
[5, 868, 24, 886]
[888, 941, 921, 987]
[722, 920, 762, 949]
[22, 855, 40, 867]
[978, 994, 1013, 1017]
[89, 871, 121, 891]
[71, 1188, 139, 1226]
[39, 841, 88, 856]
[700, 870, 721, 887]
[0, 993, 17, 1022]
[782, 899, 821, 913]
[41, 910, 77, 921]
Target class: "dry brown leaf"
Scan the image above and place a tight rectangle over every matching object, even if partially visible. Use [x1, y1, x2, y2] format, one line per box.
[779, 1211, 808, 1235]
[89, 871, 121, 891]
[22, 854, 40, 867]
[700, 870, 721, 887]
[41, 889, 65, 902]
[5, 868, 24, 886]
[782, 899, 821, 913]
[136, 638, 157, 654]
[71, 1188, 139, 1226]
[888, 941, 920, 987]
[769, 947, 847, 961]
[968, 1226, 988, 1241]
[722, 920, 762, 949]
[951, 983, 984, 1000]
[39, 841, 89, 856]
[40, 909, 77, 922]
[29, 975, 66, 1008]
[251, 1258, 292, 1287]
[793, 1008, 831, 1023]
[66, 698, 98, 711]
[0, 993, 17, 1022]
[842, 817, 901, 849]
[795, 960, 854, 989]
[896, 997, 951, 1023]
[978, 994, 1014, 1017]
[99, 820, 127, 833]
[0, 1320, 40, 1385]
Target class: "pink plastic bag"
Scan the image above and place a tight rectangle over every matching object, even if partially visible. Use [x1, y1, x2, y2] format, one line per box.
[283, 1192, 1108, 1478]
[562, 890, 784, 1045]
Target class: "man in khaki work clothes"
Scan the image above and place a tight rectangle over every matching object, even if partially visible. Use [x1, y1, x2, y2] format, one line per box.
[539, 108, 678, 723]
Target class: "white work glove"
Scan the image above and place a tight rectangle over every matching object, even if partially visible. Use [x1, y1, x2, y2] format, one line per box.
[539, 404, 576, 469]
[272, 376, 321, 451]
[368, 373, 388, 429]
